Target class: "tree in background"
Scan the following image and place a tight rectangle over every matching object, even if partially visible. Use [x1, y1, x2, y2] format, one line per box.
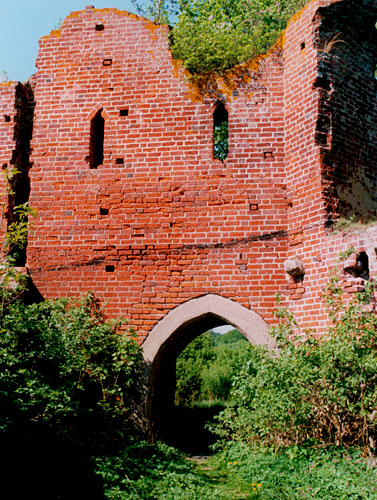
[131, 0, 179, 24]
[175, 329, 252, 406]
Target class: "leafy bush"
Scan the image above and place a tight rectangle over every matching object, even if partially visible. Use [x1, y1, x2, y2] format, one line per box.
[0, 293, 142, 436]
[0, 293, 142, 499]
[171, 0, 307, 75]
[213, 268, 377, 453]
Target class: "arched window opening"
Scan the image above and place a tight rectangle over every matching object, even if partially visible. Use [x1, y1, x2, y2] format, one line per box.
[89, 109, 104, 169]
[213, 102, 228, 161]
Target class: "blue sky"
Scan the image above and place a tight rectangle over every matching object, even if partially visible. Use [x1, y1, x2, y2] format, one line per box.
[0, 0, 137, 82]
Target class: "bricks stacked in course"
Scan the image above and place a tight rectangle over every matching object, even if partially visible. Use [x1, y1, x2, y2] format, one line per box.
[0, 0, 376, 342]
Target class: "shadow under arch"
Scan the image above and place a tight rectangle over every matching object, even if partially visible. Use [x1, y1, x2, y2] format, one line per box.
[142, 294, 274, 447]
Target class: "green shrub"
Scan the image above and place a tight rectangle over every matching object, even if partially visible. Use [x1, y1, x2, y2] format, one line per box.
[171, 0, 307, 75]
[213, 268, 377, 452]
[0, 293, 142, 439]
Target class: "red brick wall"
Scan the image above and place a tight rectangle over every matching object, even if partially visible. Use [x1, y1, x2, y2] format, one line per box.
[284, 0, 377, 330]
[27, 6, 288, 341]
[1, 0, 376, 341]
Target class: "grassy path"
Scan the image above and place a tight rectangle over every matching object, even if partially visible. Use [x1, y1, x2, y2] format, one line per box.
[188, 454, 256, 500]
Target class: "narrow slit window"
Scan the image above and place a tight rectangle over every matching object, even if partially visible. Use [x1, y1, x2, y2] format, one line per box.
[213, 102, 228, 161]
[89, 109, 104, 169]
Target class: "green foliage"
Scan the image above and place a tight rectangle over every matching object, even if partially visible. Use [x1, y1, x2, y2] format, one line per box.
[131, 0, 179, 24]
[96, 441, 377, 500]
[95, 440, 219, 499]
[175, 329, 251, 406]
[171, 0, 307, 75]
[0, 70, 9, 83]
[0, 165, 37, 314]
[212, 327, 247, 345]
[213, 443, 377, 500]
[0, 293, 142, 437]
[214, 120, 228, 161]
[213, 271, 377, 453]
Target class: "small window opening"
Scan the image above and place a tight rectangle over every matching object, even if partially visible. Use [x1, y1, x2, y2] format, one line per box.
[115, 158, 124, 164]
[300, 42, 306, 50]
[119, 108, 129, 117]
[103, 58, 112, 66]
[4, 115, 10, 122]
[213, 102, 228, 161]
[89, 109, 104, 169]
[100, 207, 109, 215]
[344, 251, 369, 280]
[105, 265, 115, 272]
[95, 24, 105, 31]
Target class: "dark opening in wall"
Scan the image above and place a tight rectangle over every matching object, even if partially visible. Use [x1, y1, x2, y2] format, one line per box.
[89, 109, 104, 169]
[344, 251, 369, 280]
[100, 207, 109, 215]
[300, 42, 306, 50]
[4, 114, 10, 122]
[103, 58, 112, 66]
[95, 24, 104, 31]
[115, 158, 124, 164]
[7, 82, 35, 266]
[119, 108, 129, 117]
[213, 102, 228, 161]
[105, 265, 115, 273]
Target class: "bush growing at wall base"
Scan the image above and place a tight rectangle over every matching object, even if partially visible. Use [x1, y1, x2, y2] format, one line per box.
[212, 269, 377, 453]
[0, 293, 142, 499]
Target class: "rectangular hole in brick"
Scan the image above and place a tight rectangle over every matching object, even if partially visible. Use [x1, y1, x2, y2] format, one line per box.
[263, 151, 273, 159]
[250, 203, 259, 211]
[100, 207, 109, 215]
[103, 58, 112, 66]
[105, 265, 115, 272]
[115, 158, 124, 164]
[4, 115, 10, 122]
[95, 24, 105, 31]
[119, 108, 129, 117]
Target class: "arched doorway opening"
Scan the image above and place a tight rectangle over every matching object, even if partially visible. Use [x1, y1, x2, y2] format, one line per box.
[142, 295, 273, 452]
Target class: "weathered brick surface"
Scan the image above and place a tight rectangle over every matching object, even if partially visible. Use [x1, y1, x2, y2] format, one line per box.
[284, 0, 377, 329]
[1, 0, 377, 342]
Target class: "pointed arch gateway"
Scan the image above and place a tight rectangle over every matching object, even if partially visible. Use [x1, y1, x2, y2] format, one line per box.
[142, 294, 274, 435]
[143, 294, 273, 363]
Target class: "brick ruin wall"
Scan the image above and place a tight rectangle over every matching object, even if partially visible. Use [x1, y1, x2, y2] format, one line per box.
[0, 0, 377, 344]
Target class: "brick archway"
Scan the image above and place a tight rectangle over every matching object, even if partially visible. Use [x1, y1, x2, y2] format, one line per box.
[143, 294, 273, 364]
[142, 294, 273, 435]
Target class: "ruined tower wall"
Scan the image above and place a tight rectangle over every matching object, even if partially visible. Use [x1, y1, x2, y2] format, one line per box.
[283, 0, 377, 330]
[27, 6, 288, 340]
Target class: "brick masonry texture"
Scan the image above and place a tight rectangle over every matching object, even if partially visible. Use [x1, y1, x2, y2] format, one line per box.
[0, 0, 377, 343]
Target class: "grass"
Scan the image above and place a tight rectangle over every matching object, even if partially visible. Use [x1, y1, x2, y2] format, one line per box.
[95, 440, 377, 499]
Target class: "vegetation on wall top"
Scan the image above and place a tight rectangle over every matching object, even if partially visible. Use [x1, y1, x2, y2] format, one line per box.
[133, 0, 308, 76]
